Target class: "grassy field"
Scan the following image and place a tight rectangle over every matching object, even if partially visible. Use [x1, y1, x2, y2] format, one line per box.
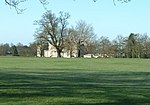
[0, 57, 150, 105]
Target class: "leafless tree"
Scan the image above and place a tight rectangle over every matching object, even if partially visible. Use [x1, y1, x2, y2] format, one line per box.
[98, 36, 112, 57]
[35, 10, 70, 57]
[66, 20, 96, 57]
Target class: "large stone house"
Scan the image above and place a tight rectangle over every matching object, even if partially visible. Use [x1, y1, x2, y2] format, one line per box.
[37, 43, 78, 58]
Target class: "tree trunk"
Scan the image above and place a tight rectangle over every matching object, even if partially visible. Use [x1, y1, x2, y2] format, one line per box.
[56, 48, 62, 57]
[77, 40, 81, 57]
[69, 48, 73, 58]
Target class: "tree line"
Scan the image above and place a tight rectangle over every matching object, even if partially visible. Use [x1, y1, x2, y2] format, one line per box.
[34, 10, 150, 58]
[3, 1, 150, 58]
[1, 9, 150, 58]
[0, 33, 150, 58]
[0, 43, 37, 57]
[99, 33, 150, 58]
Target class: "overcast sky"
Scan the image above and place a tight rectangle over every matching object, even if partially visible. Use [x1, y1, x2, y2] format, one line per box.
[0, 0, 150, 45]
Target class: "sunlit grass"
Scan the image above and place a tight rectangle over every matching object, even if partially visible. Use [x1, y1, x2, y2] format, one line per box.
[0, 57, 150, 105]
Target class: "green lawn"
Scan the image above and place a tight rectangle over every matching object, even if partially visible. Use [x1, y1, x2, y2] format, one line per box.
[0, 57, 150, 105]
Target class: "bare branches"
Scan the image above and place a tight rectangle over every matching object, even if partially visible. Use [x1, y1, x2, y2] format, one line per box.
[39, 0, 49, 5]
[113, 0, 131, 5]
[93, 0, 131, 5]
[4, 0, 131, 14]
[38, 0, 49, 10]
[5, 0, 27, 14]
[35, 11, 70, 57]
[118, 0, 131, 3]
[4, 0, 49, 14]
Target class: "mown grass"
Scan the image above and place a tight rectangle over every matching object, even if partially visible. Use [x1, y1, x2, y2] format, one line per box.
[0, 56, 150, 105]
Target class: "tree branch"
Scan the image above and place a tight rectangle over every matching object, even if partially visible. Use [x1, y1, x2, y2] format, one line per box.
[4, 0, 131, 14]
[113, 0, 131, 5]
[5, 0, 27, 14]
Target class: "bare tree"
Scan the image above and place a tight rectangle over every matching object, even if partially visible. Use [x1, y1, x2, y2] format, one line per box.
[135, 33, 150, 58]
[34, 31, 49, 57]
[112, 35, 127, 58]
[63, 28, 77, 57]
[98, 36, 112, 57]
[35, 10, 70, 57]
[66, 20, 96, 57]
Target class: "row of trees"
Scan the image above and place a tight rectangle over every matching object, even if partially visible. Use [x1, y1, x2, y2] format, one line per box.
[34, 10, 150, 58]
[97, 33, 150, 58]
[0, 33, 150, 58]
[1, 9, 150, 58]
[0, 43, 37, 56]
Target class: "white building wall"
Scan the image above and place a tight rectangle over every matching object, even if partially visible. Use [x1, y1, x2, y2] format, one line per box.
[37, 43, 78, 58]
[37, 46, 41, 57]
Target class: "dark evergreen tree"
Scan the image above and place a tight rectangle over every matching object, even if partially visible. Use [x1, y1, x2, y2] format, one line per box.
[127, 33, 137, 58]
[12, 45, 19, 56]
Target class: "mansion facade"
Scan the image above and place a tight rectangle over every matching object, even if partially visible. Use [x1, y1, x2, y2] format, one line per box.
[37, 43, 78, 58]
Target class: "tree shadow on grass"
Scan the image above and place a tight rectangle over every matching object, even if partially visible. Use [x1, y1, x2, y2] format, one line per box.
[0, 69, 150, 105]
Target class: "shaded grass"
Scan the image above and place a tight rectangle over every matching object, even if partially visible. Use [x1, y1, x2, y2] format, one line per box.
[0, 57, 150, 105]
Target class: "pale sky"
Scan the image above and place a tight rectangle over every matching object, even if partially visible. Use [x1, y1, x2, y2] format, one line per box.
[0, 0, 150, 45]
